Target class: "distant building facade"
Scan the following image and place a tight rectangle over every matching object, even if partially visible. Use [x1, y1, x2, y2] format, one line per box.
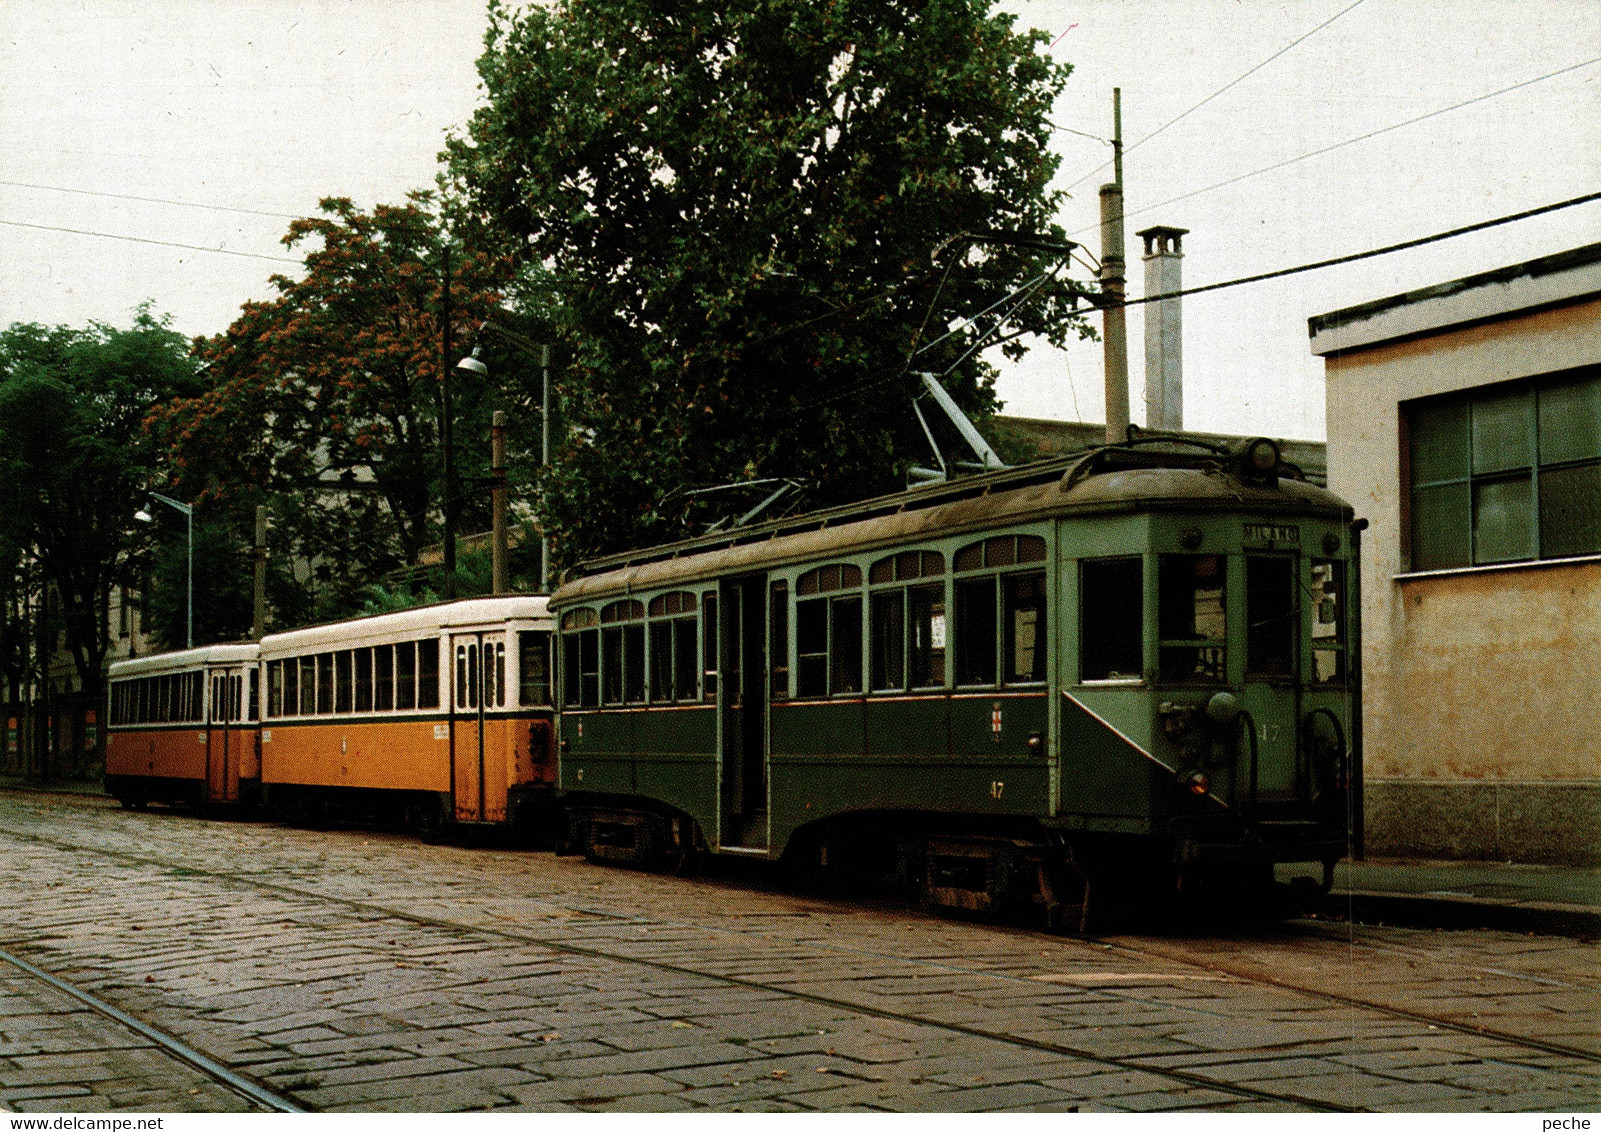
[1311, 243, 1601, 865]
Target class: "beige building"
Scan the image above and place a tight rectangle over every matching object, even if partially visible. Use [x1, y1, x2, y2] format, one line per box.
[1310, 243, 1601, 865]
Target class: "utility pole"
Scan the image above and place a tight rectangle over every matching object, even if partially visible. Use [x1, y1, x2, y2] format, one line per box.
[490, 411, 508, 595]
[1099, 87, 1130, 445]
[539, 344, 552, 595]
[251, 505, 267, 640]
[440, 246, 458, 600]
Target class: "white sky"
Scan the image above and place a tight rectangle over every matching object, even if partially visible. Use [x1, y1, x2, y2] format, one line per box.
[1, 0, 1598, 442]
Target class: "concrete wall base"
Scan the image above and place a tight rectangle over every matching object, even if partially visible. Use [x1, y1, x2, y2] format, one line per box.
[1365, 780, 1601, 866]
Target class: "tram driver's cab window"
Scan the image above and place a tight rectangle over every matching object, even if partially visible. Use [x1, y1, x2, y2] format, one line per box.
[1158, 555, 1226, 683]
[1246, 557, 1296, 677]
[1080, 557, 1142, 681]
[954, 535, 1047, 688]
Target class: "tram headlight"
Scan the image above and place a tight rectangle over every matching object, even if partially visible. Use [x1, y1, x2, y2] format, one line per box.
[1182, 769, 1211, 796]
[1205, 691, 1239, 725]
[1239, 437, 1281, 483]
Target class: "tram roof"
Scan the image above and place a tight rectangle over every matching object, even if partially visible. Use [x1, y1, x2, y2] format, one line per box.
[109, 643, 259, 678]
[259, 594, 552, 657]
[553, 446, 1352, 606]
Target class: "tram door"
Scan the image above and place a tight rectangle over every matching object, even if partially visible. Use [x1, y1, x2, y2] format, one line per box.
[1240, 555, 1302, 808]
[718, 575, 769, 849]
[205, 667, 243, 803]
[450, 632, 509, 823]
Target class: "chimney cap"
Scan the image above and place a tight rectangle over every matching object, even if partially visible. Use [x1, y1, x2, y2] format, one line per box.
[1136, 225, 1189, 256]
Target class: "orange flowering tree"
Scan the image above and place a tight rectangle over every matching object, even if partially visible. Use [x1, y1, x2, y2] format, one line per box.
[149, 195, 526, 622]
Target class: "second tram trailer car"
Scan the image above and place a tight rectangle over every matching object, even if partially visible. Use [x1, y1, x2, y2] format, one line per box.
[256, 596, 557, 833]
[106, 644, 261, 810]
[549, 438, 1357, 925]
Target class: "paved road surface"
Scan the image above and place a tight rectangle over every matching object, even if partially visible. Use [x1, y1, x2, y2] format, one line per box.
[0, 791, 1595, 1112]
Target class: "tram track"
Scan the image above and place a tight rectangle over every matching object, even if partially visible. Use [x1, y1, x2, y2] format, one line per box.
[1, 825, 1353, 1113]
[4, 796, 1596, 1107]
[1089, 932, 1601, 1068]
[0, 944, 306, 1113]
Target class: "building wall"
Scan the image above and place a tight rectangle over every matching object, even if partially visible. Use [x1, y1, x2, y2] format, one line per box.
[1324, 296, 1601, 864]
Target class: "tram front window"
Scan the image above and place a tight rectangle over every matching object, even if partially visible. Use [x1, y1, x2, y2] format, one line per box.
[1158, 555, 1226, 683]
[1246, 556, 1297, 677]
[1080, 557, 1142, 681]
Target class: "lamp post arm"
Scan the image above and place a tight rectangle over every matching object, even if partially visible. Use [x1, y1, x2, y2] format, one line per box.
[147, 491, 193, 517]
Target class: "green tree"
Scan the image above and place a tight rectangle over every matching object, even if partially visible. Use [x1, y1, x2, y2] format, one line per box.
[444, 0, 1091, 560]
[151, 195, 527, 625]
[0, 308, 205, 695]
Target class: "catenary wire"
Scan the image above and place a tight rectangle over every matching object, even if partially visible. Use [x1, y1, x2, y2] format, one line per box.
[1098, 189, 1601, 311]
[1063, 0, 1368, 192]
[1075, 56, 1601, 237]
[0, 179, 304, 220]
[0, 218, 305, 264]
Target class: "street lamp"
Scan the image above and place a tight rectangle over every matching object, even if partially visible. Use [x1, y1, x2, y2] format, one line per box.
[458, 329, 553, 592]
[135, 491, 194, 650]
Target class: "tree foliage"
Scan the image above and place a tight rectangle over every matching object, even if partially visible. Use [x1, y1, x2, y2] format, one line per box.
[151, 196, 529, 625]
[444, 0, 1091, 560]
[0, 308, 204, 693]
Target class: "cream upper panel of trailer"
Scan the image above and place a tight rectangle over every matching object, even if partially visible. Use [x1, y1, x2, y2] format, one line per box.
[109, 643, 259, 680]
[258, 595, 552, 659]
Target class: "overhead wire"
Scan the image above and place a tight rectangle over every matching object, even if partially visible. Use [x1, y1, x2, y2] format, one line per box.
[0, 179, 304, 220]
[0, 218, 304, 264]
[1091, 190, 1601, 311]
[1076, 56, 1601, 237]
[1063, 0, 1369, 192]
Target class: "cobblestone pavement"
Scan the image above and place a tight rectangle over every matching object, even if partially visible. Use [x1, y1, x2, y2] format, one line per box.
[0, 790, 1596, 1113]
[0, 957, 256, 1113]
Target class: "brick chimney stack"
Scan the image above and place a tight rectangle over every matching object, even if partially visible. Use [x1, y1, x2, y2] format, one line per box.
[1137, 225, 1188, 431]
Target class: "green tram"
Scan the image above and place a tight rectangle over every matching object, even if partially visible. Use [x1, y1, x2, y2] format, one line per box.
[549, 437, 1359, 926]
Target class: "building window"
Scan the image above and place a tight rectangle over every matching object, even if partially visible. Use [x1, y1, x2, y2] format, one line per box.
[1407, 368, 1601, 570]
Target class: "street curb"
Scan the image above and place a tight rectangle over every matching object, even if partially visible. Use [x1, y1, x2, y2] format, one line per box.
[1321, 888, 1601, 940]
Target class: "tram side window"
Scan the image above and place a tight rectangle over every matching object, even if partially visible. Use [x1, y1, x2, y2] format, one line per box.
[297, 657, 313, 715]
[600, 601, 645, 706]
[647, 592, 699, 703]
[417, 639, 440, 709]
[1310, 560, 1345, 684]
[794, 564, 863, 698]
[701, 594, 718, 700]
[1158, 555, 1227, 683]
[518, 631, 552, 706]
[374, 645, 394, 711]
[1080, 557, 1143, 681]
[248, 668, 259, 721]
[267, 662, 283, 717]
[769, 582, 789, 701]
[1003, 572, 1047, 684]
[954, 577, 997, 686]
[1246, 557, 1296, 677]
[394, 644, 416, 711]
[456, 642, 480, 709]
[334, 650, 354, 713]
[354, 649, 372, 711]
[562, 610, 601, 708]
[490, 641, 506, 707]
[312, 653, 331, 713]
[869, 589, 905, 691]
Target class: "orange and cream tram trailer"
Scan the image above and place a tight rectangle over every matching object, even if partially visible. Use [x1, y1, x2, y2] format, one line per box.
[106, 644, 261, 809]
[256, 596, 556, 832]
